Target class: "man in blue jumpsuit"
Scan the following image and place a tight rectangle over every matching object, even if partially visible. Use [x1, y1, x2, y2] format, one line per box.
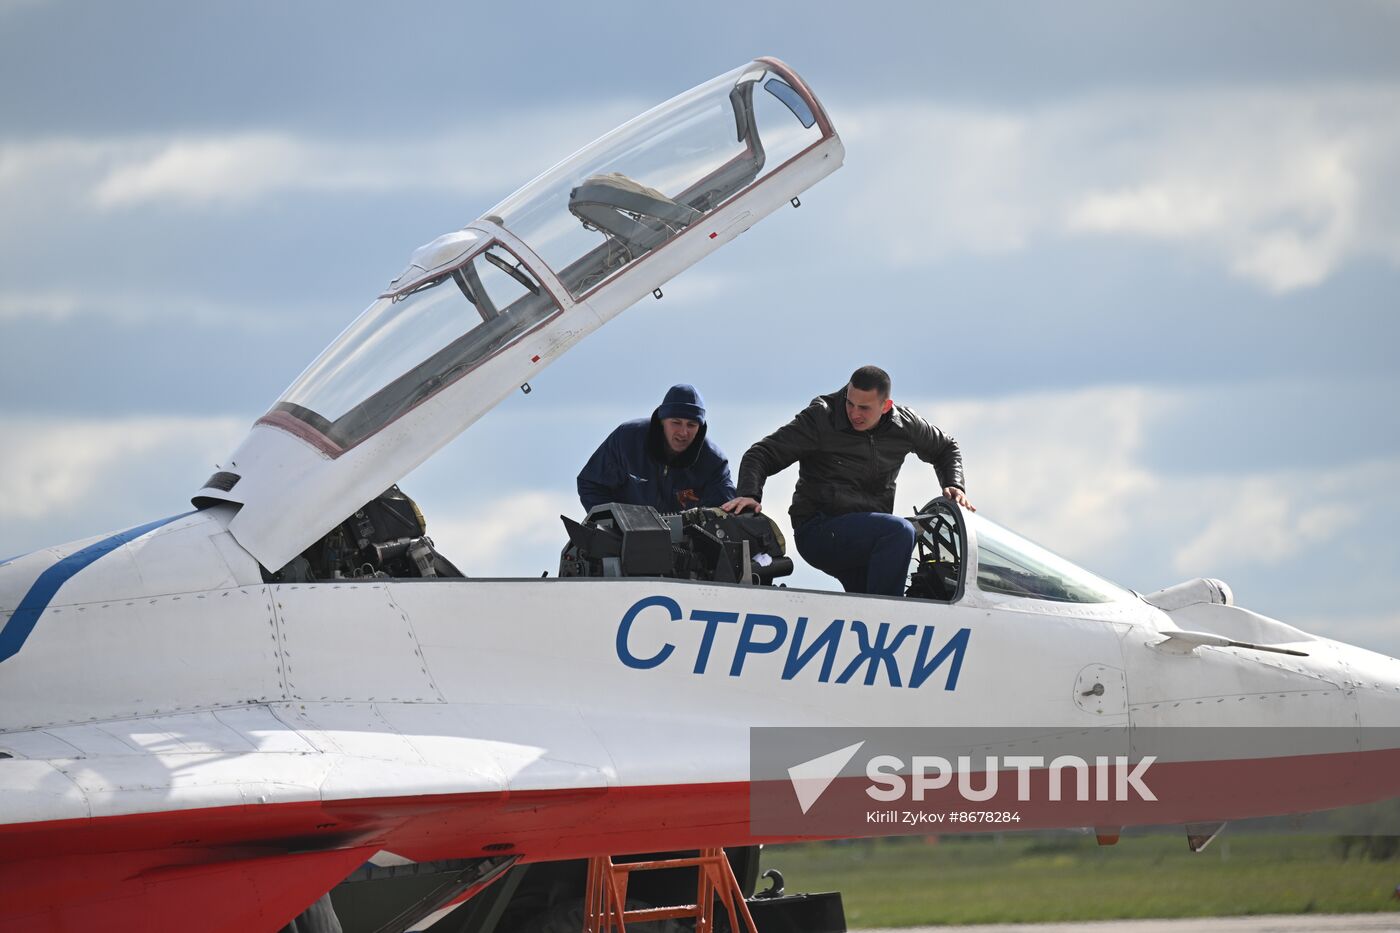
[577, 384, 736, 513]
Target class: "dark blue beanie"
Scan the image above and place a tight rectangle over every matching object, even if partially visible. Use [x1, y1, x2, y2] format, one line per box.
[656, 384, 706, 425]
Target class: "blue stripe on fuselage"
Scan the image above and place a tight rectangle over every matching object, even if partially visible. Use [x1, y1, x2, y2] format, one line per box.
[0, 513, 191, 663]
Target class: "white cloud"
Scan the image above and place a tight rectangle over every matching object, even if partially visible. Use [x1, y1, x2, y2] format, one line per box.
[841, 84, 1400, 292]
[839, 107, 1035, 259]
[1069, 183, 1226, 237]
[0, 289, 306, 330]
[0, 102, 639, 217]
[424, 490, 581, 576]
[89, 105, 639, 209]
[0, 137, 138, 220]
[93, 134, 313, 207]
[1295, 612, 1400, 659]
[0, 138, 133, 185]
[6, 84, 1399, 295]
[1171, 478, 1360, 574]
[900, 386, 1166, 556]
[0, 415, 245, 522]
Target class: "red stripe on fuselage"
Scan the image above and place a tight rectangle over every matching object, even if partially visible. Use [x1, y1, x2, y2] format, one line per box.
[3, 747, 1400, 931]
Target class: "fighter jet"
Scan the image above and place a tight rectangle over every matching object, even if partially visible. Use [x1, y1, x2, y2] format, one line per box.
[2, 57, 1398, 933]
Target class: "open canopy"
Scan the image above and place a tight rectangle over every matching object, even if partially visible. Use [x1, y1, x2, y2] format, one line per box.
[193, 58, 844, 571]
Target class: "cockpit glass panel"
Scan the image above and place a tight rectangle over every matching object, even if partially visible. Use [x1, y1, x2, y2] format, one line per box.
[281, 282, 471, 427]
[764, 78, 816, 128]
[972, 516, 1132, 604]
[486, 60, 827, 298]
[272, 242, 558, 449]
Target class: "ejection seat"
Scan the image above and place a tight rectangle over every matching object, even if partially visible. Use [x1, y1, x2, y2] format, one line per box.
[568, 172, 704, 258]
[559, 503, 794, 585]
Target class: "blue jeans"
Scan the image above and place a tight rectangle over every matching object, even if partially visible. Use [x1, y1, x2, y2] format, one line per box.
[794, 512, 916, 597]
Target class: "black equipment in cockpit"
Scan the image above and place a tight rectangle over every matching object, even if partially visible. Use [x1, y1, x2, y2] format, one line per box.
[558, 503, 792, 584]
[268, 485, 463, 582]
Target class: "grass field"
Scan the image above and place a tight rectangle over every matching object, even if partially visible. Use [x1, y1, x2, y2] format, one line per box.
[760, 834, 1400, 927]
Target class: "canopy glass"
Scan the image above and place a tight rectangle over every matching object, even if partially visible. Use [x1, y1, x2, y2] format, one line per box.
[487, 59, 828, 297]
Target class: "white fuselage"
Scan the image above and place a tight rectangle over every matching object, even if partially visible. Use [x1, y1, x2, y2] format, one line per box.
[3, 505, 1398, 852]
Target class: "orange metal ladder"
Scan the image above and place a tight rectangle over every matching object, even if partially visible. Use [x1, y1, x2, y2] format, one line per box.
[583, 849, 759, 933]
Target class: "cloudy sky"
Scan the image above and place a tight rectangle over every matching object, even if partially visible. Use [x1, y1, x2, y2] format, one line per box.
[2, 2, 1398, 653]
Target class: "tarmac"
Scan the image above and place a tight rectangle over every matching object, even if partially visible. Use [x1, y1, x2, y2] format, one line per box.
[862, 915, 1400, 932]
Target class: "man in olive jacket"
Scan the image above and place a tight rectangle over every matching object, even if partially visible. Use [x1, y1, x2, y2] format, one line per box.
[722, 365, 973, 596]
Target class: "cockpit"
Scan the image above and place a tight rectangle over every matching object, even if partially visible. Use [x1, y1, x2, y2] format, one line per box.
[545, 495, 1136, 607]
[267, 476, 1136, 627]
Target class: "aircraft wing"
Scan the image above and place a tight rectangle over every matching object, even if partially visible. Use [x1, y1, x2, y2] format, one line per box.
[0, 704, 604, 932]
